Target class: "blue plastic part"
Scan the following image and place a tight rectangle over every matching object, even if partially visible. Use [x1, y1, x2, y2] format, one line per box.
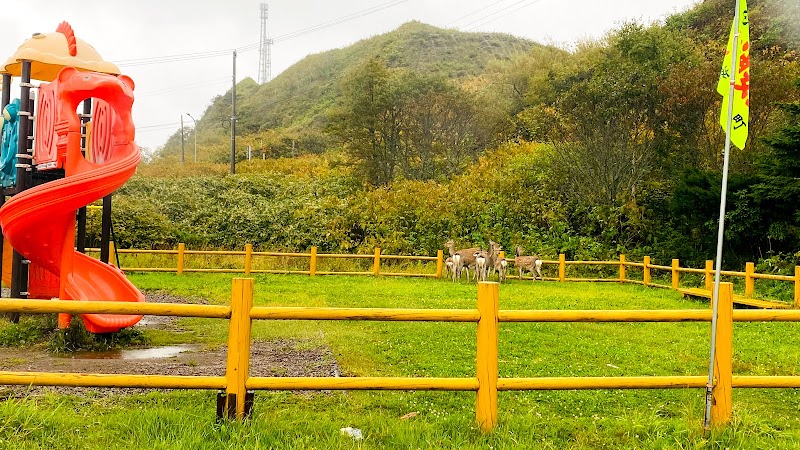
[0, 99, 21, 188]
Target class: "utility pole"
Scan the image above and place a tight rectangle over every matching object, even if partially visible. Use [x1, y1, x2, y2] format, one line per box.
[230, 50, 237, 175]
[186, 113, 198, 162]
[180, 115, 185, 163]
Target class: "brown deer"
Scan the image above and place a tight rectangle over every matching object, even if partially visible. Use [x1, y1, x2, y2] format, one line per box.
[445, 240, 480, 281]
[494, 248, 508, 282]
[514, 245, 543, 281]
[474, 250, 488, 282]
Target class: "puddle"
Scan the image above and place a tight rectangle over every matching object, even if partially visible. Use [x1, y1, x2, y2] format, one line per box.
[136, 315, 171, 327]
[63, 344, 198, 360]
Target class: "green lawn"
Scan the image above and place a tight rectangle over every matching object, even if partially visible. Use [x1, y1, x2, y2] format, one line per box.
[3, 273, 800, 449]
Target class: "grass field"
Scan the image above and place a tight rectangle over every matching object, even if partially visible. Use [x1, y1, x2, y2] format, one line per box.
[3, 274, 800, 449]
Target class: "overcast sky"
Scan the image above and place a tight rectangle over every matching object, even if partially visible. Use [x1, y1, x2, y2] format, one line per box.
[1, 0, 699, 151]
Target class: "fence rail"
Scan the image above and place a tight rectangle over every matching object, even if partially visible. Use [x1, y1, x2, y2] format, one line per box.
[88, 243, 800, 307]
[2, 280, 800, 431]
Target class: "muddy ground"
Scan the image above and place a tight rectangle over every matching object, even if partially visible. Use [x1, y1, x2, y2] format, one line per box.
[0, 291, 342, 398]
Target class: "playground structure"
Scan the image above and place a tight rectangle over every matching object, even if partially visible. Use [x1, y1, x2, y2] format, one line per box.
[0, 22, 144, 333]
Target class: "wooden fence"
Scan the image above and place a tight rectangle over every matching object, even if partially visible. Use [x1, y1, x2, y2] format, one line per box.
[4, 279, 800, 431]
[92, 243, 800, 307]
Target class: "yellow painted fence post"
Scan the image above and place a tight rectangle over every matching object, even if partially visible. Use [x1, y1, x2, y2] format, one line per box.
[558, 254, 565, 282]
[705, 260, 714, 291]
[745, 262, 755, 298]
[373, 247, 381, 276]
[643, 256, 651, 287]
[309, 246, 317, 277]
[671, 259, 680, 289]
[177, 243, 185, 275]
[436, 250, 444, 278]
[225, 278, 254, 420]
[711, 282, 734, 427]
[244, 244, 253, 276]
[476, 282, 499, 432]
[619, 254, 626, 283]
[795, 266, 800, 308]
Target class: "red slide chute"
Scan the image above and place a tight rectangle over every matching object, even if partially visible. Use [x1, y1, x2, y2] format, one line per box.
[0, 67, 144, 333]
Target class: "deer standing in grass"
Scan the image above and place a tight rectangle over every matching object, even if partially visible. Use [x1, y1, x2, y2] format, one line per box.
[445, 240, 480, 282]
[485, 240, 501, 280]
[445, 254, 463, 282]
[515, 245, 543, 281]
[489, 243, 507, 283]
[496, 257, 508, 283]
[474, 251, 488, 282]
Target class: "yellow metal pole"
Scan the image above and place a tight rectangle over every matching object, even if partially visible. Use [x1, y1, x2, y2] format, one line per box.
[558, 254, 565, 282]
[225, 278, 254, 420]
[745, 262, 755, 298]
[247, 376, 478, 391]
[244, 244, 253, 276]
[619, 254, 626, 283]
[109, 241, 116, 267]
[705, 260, 714, 291]
[309, 246, 317, 277]
[435, 250, 444, 278]
[373, 247, 381, 276]
[711, 282, 733, 426]
[795, 266, 800, 308]
[671, 259, 680, 289]
[0, 372, 225, 389]
[476, 282, 499, 432]
[177, 243, 185, 275]
[643, 256, 651, 287]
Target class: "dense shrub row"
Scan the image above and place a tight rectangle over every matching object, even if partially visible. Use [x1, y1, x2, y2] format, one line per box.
[96, 137, 800, 280]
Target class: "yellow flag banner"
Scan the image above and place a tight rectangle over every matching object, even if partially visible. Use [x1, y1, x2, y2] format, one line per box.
[717, 0, 750, 150]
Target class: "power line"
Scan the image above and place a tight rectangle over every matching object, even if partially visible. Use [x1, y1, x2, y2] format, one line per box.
[117, 49, 233, 67]
[446, 0, 512, 27]
[136, 77, 231, 97]
[137, 121, 181, 130]
[272, 0, 408, 43]
[464, 0, 545, 31]
[115, 0, 407, 67]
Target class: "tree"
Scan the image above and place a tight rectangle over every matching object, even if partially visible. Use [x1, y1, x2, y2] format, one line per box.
[332, 59, 488, 185]
[397, 72, 483, 179]
[748, 76, 800, 254]
[330, 58, 400, 186]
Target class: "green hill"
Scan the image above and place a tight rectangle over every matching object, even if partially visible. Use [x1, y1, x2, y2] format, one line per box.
[156, 21, 548, 161]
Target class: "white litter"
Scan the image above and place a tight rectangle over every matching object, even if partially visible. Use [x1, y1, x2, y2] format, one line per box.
[340, 427, 363, 440]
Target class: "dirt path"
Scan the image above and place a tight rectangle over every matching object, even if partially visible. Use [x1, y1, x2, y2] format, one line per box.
[0, 291, 342, 397]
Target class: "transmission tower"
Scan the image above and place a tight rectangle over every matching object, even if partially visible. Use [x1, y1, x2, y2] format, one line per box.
[258, 3, 273, 84]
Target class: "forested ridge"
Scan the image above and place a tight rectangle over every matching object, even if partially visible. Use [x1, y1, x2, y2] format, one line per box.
[120, 0, 800, 271]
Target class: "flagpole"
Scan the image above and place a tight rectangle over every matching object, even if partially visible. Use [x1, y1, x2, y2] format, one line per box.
[703, 0, 741, 431]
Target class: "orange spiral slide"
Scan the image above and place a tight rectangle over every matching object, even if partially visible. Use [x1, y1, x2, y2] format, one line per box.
[0, 67, 144, 333]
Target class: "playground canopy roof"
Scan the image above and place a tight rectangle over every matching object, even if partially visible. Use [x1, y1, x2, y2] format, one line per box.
[2, 31, 120, 82]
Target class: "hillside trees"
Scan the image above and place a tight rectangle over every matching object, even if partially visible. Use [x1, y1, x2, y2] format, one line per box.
[329, 58, 399, 185]
[553, 24, 714, 198]
[331, 58, 490, 185]
[750, 76, 800, 255]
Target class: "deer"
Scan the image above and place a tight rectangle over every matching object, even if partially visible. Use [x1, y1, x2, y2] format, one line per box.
[446, 254, 462, 282]
[485, 240, 500, 280]
[495, 257, 508, 283]
[445, 240, 480, 282]
[514, 245, 543, 281]
[490, 242, 507, 283]
[474, 251, 488, 282]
